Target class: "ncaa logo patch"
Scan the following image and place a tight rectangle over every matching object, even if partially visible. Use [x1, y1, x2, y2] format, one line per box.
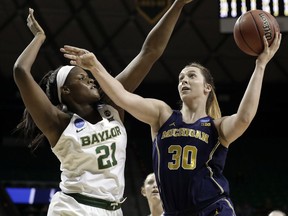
[200, 118, 210, 123]
[74, 118, 85, 128]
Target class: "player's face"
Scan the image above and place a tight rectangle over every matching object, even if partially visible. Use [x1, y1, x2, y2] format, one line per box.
[64, 67, 101, 104]
[178, 66, 206, 101]
[144, 174, 161, 202]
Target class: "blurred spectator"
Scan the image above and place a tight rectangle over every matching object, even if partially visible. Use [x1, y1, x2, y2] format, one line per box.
[141, 173, 163, 216]
[268, 210, 287, 216]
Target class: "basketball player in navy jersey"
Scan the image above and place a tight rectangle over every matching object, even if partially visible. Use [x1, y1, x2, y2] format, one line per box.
[61, 20, 282, 216]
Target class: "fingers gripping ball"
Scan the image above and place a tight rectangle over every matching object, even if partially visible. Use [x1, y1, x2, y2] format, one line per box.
[233, 9, 280, 56]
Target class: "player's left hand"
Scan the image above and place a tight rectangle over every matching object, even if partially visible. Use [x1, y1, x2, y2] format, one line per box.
[27, 8, 45, 37]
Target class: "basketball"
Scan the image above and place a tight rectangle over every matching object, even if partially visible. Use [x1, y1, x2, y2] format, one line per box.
[233, 9, 280, 56]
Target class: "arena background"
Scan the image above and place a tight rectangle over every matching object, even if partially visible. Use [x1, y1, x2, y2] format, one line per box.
[0, 0, 287, 215]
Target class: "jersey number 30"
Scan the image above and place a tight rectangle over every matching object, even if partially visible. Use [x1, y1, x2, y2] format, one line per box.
[168, 145, 197, 170]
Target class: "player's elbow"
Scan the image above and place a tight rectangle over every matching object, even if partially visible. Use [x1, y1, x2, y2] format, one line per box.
[13, 64, 26, 80]
[238, 112, 255, 126]
[141, 46, 163, 61]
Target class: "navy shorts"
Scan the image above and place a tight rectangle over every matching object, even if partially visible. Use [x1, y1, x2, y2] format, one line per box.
[164, 198, 236, 216]
[198, 198, 236, 216]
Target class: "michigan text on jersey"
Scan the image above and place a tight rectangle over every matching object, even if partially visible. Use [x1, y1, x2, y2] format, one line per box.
[161, 128, 209, 144]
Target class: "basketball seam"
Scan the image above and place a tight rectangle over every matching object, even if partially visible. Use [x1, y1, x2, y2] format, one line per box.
[249, 11, 262, 54]
[237, 13, 258, 56]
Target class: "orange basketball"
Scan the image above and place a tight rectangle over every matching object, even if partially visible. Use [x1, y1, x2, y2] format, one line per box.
[233, 9, 280, 56]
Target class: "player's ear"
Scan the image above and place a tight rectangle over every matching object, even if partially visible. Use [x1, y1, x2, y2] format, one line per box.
[204, 83, 212, 94]
[141, 186, 146, 197]
[62, 86, 70, 95]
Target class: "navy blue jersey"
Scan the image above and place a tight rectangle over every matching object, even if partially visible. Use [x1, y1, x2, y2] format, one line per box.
[152, 110, 230, 214]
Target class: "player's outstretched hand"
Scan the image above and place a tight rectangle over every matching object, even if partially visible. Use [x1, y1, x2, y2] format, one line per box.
[60, 45, 99, 71]
[257, 32, 281, 65]
[26, 8, 45, 37]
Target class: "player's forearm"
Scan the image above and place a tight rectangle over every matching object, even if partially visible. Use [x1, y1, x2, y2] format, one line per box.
[90, 62, 128, 107]
[237, 66, 265, 124]
[14, 34, 46, 73]
[142, 0, 187, 57]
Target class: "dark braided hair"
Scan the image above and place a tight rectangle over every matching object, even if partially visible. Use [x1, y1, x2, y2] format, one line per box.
[15, 66, 63, 153]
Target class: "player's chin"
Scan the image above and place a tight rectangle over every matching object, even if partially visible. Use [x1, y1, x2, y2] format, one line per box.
[179, 93, 191, 102]
[90, 89, 101, 99]
[95, 95, 102, 102]
[88, 94, 101, 104]
[151, 193, 160, 198]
